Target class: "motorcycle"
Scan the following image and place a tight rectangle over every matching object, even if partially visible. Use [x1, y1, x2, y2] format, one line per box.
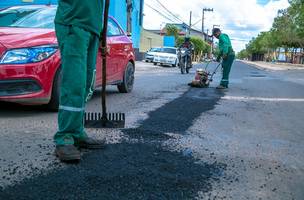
[178, 48, 192, 74]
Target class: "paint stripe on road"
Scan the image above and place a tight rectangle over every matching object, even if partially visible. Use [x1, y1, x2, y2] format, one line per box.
[222, 96, 304, 102]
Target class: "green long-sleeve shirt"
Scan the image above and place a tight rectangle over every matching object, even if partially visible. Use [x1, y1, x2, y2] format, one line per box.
[55, 0, 104, 36]
[218, 33, 234, 57]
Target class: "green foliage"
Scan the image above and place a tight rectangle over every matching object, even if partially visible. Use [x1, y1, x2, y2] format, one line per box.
[213, 45, 221, 59]
[239, 0, 304, 59]
[190, 37, 203, 54]
[237, 49, 249, 59]
[176, 36, 211, 54]
[289, 0, 304, 39]
[165, 24, 179, 39]
[176, 36, 184, 47]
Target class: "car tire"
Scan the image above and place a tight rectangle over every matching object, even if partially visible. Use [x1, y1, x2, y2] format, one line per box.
[47, 67, 61, 111]
[153, 62, 157, 65]
[117, 62, 135, 93]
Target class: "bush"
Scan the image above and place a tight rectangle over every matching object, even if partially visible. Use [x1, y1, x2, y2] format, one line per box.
[176, 36, 211, 61]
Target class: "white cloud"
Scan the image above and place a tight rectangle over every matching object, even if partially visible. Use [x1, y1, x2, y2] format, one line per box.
[143, 0, 289, 52]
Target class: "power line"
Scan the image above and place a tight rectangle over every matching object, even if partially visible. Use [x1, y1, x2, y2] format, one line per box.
[153, 0, 185, 23]
[191, 19, 202, 27]
[144, 3, 177, 23]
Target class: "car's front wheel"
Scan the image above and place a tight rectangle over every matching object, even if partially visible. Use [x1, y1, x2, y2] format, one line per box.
[117, 62, 135, 93]
[47, 67, 61, 111]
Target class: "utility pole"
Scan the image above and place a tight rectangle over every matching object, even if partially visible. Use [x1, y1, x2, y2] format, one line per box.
[126, 0, 133, 34]
[202, 8, 213, 33]
[189, 11, 192, 35]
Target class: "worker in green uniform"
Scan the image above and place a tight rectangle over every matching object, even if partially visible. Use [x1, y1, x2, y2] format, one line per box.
[54, 0, 105, 162]
[212, 28, 235, 89]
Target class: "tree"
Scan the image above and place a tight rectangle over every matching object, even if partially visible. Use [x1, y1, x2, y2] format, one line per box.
[289, 0, 304, 39]
[165, 24, 179, 39]
[176, 36, 184, 47]
[239, 1, 304, 62]
[237, 49, 249, 60]
[176, 36, 211, 61]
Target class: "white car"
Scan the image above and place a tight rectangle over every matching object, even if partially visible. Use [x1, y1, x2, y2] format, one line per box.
[153, 47, 179, 67]
[145, 47, 161, 62]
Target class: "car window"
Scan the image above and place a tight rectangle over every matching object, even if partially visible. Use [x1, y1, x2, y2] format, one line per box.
[12, 7, 56, 29]
[0, 7, 39, 27]
[161, 48, 177, 54]
[107, 18, 123, 37]
[150, 48, 161, 52]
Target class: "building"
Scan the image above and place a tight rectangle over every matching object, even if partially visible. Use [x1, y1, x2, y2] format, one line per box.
[151, 23, 207, 41]
[140, 29, 164, 53]
[0, 0, 144, 59]
[293, 49, 304, 64]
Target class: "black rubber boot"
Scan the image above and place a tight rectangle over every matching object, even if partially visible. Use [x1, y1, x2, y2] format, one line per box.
[216, 85, 228, 89]
[55, 145, 81, 162]
[75, 137, 106, 149]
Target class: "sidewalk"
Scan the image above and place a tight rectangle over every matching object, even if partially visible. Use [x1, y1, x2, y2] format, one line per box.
[241, 60, 304, 71]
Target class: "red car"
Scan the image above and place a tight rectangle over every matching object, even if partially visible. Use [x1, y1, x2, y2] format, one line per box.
[0, 5, 135, 110]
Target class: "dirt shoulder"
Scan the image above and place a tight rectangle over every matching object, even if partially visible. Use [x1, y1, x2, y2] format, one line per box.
[240, 60, 304, 71]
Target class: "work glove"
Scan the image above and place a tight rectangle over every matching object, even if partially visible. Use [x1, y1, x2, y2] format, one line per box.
[222, 54, 228, 61]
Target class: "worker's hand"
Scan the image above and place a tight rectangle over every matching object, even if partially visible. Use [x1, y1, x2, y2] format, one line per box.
[222, 54, 228, 60]
[99, 46, 110, 57]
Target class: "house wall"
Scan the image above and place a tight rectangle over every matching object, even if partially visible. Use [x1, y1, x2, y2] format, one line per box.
[140, 28, 164, 53]
[163, 36, 175, 47]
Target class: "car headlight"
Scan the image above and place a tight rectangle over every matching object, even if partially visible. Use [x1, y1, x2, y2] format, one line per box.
[0, 45, 58, 64]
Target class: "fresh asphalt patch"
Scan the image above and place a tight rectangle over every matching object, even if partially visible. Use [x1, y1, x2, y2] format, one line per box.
[0, 87, 226, 199]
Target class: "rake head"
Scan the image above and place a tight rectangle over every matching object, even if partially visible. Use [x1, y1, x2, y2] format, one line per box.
[84, 112, 125, 128]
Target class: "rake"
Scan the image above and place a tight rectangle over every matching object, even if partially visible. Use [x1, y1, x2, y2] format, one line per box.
[84, 0, 125, 128]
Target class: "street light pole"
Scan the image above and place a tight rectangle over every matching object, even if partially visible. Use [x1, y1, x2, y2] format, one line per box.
[202, 8, 213, 33]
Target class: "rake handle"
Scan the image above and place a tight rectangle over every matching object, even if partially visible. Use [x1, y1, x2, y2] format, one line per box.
[101, 0, 110, 120]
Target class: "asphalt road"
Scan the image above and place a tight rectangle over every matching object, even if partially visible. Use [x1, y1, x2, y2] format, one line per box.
[0, 61, 303, 199]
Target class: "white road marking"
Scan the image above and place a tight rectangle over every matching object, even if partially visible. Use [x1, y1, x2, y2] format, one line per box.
[222, 96, 304, 102]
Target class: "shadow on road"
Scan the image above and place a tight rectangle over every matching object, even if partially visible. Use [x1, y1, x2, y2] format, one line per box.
[0, 88, 227, 199]
[0, 101, 50, 118]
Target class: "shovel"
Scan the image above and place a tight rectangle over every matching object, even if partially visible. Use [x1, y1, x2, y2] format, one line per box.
[84, 0, 125, 128]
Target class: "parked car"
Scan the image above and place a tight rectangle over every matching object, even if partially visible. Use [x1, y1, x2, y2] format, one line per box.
[144, 47, 161, 62]
[153, 47, 178, 67]
[0, 5, 135, 110]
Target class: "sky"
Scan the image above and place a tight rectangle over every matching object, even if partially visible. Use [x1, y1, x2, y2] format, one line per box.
[143, 0, 290, 52]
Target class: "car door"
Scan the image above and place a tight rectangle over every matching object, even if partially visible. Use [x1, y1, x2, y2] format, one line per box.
[95, 18, 126, 86]
[106, 18, 130, 82]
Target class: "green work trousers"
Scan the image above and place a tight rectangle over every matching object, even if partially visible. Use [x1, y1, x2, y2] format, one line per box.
[220, 54, 235, 87]
[54, 23, 99, 145]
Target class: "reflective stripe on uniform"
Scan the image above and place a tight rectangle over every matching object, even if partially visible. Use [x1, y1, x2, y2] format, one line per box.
[86, 69, 96, 102]
[59, 105, 84, 112]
